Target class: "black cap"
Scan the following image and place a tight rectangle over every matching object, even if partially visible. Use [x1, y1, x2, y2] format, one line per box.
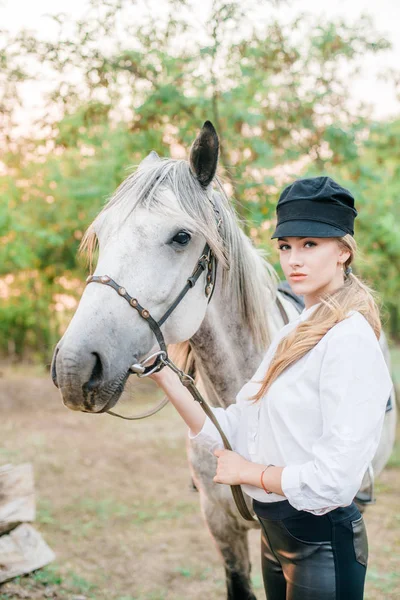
[271, 176, 358, 239]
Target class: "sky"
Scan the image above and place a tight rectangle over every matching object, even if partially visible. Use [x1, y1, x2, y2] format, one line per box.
[2, 0, 400, 131]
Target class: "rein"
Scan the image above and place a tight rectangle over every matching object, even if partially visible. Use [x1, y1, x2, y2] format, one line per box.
[85, 216, 289, 522]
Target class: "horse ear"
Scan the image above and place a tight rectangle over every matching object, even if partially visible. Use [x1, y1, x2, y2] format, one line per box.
[139, 150, 161, 169]
[189, 121, 219, 188]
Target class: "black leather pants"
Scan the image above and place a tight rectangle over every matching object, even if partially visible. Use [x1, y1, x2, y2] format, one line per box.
[253, 499, 368, 600]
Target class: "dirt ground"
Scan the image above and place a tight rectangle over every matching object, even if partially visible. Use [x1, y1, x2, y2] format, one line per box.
[0, 363, 399, 600]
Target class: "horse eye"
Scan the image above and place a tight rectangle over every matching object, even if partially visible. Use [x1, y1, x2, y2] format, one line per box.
[172, 231, 191, 245]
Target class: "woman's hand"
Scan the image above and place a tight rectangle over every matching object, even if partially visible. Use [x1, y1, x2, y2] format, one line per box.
[146, 364, 207, 434]
[213, 448, 251, 485]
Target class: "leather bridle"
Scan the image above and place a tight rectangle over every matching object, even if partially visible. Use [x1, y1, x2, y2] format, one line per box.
[85, 237, 220, 420]
[85, 238, 218, 379]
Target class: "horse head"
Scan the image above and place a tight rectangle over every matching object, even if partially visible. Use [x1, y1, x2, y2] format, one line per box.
[51, 121, 228, 413]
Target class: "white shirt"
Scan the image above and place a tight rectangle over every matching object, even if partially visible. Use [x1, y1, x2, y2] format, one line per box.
[189, 303, 393, 515]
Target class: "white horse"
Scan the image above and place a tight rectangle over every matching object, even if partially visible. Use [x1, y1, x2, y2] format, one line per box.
[51, 121, 397, 600]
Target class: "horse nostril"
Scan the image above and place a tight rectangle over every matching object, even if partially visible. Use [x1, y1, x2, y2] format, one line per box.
[83, 352, 103, 392]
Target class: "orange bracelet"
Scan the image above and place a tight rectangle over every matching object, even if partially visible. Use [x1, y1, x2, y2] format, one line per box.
[260, 464, 274, 495]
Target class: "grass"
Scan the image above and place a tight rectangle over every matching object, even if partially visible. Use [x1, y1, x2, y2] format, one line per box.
[0, 565, 96, 599]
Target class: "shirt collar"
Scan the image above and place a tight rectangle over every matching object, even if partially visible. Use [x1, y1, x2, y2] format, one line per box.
[299, 302, 322, 322]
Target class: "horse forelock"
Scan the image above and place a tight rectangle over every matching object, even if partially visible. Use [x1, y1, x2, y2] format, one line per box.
[80, 157, 278, 350]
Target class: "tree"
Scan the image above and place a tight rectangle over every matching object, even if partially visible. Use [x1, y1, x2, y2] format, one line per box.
[1, 0, 399, 359]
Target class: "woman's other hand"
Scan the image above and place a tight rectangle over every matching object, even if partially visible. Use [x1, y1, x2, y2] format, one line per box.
[213, 448, 250, 485]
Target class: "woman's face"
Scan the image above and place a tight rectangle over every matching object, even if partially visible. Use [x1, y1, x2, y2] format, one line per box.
[277, 237, 351, 304]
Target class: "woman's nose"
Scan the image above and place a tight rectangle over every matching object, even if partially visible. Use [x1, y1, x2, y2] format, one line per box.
[288, 252, 303, 267]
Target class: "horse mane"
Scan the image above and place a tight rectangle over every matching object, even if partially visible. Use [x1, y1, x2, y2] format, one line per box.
[80, 158, 279, 364]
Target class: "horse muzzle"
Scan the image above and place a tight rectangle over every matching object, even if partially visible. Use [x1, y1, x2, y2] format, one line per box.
[51, 344, 127, 413]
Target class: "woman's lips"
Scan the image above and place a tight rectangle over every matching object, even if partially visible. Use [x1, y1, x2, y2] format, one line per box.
[290, 274, 307, 280]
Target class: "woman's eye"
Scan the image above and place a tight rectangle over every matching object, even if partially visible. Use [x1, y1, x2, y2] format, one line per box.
[172, 231, 192, 246]
[278, 242, 316, 251]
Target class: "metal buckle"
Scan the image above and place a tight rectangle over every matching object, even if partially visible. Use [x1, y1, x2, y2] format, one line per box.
[130, 350, 167, 377]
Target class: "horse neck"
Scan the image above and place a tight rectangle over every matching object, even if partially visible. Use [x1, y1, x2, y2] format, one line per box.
[189, 268, 272, 409]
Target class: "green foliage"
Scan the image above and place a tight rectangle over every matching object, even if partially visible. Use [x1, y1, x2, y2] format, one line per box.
[0, 565, 96, 599]
[1, 0, 400, 360]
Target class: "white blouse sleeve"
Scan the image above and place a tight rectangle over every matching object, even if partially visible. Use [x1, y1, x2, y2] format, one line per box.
[281, 330, 393, 515]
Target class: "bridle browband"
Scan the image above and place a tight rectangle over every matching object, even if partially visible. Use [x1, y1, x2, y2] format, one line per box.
[85, 205, 289, 523]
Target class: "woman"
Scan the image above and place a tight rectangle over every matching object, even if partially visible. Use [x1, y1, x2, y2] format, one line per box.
[150, 176, 393, 599]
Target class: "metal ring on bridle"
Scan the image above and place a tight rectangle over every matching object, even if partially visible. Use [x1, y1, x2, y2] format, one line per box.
[131, 351, 168, 377]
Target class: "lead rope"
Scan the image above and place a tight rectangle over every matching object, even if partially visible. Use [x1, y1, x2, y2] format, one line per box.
[99, 291, 290, 521]
[107, 395, 170, 420]
[106, 292, 289, 520]
[159, 356, 256, 522]
[107, 351, 256, 522]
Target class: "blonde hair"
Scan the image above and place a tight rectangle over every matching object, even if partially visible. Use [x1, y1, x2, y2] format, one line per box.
[249, 234, 382, 403]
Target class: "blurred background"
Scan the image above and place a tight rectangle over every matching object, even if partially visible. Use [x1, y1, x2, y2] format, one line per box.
[1, 1, 399, 599]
